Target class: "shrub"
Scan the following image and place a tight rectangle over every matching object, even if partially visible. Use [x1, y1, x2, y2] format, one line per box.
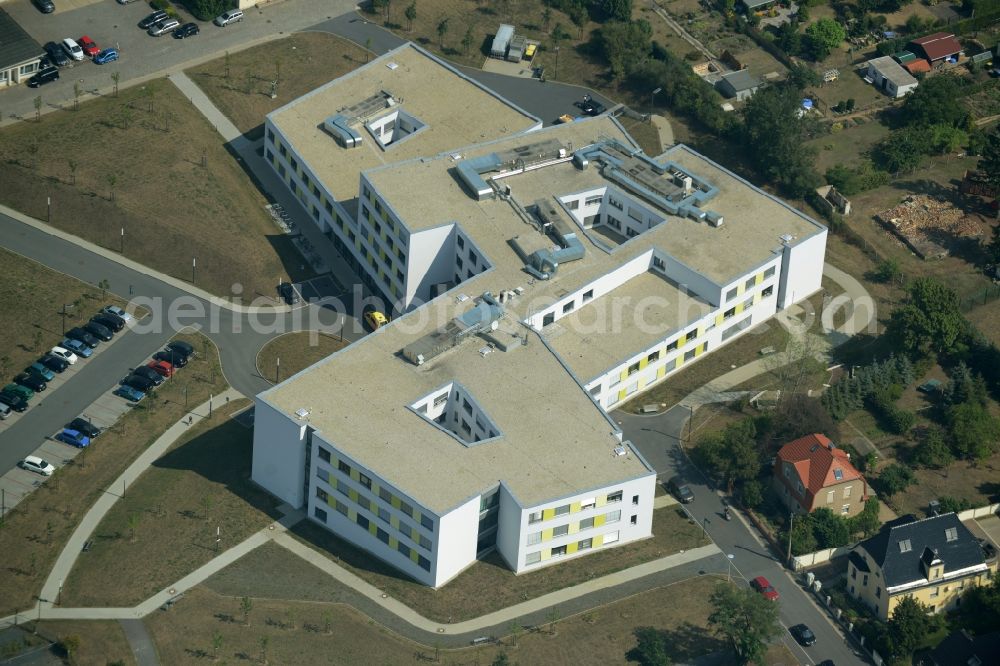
[876, 463, 915, 497]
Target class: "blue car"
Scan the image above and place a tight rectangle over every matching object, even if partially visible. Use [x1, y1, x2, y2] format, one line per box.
[61, 338, 93, 358]
[94, 48, 118, 65]
[114, 385, 145, 402]
[56, 428, 90, 448]
[27, 362, 55, 382]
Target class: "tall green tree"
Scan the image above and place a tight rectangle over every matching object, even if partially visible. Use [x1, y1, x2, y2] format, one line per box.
[978, 127, 1000, 188]
[708, 585, 781, 665]
[886, 278, 969, 357]
[899, 75, 970, 129]
[436, 18, 450, 49]
[739, 85, 822, 197]
[595, 20, 652, 80]
[695, 418, 760, 493]
[404, 2, 416, 31]
[626, 627, 672, 666]
[804, 18, 846, 60]
[810, 507, 850, 548]
[947, 402, 1000, 461]
[889, 596, 945, 658]
[603, 0, 632, 22]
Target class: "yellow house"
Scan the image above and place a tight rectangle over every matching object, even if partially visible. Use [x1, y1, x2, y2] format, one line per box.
[847, 513, 997, 621]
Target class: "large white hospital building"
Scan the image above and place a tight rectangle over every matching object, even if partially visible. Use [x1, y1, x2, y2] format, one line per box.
[251, 44, 828, 587]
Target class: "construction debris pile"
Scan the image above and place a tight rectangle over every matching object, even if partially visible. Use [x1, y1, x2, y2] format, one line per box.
[876, 195, 985, 259]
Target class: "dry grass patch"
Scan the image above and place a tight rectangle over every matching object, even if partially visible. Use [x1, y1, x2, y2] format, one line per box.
[255, 331, 349, 384]
[60, 399, 283, 607]
[186, 32, 370, 139]
[34, 620, 135, 666]
[0, 247, 132, 385]
[149, 575, 731, 665]
[618, 116, 663, 156]
[0, 80, 308, 300]
[289, 507, 706, 623]
[0, 333, 227, 617]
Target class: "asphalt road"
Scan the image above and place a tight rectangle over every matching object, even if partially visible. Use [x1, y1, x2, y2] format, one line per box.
[620, 406, 868, 666]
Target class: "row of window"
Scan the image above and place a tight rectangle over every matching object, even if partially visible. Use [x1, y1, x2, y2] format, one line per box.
[527, 490, 626, 525]
[525, 531, 621, 565]
[317, 446, 434, 533]
[526, 509, 629, 544]
[362, 184, 410, 249]
[725, 266, 776, 303]
[313, 505, 431, 572]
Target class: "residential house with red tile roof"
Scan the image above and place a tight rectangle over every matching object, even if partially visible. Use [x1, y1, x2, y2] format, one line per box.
[908, 32, 963, 66]
[773, 433, 868, 518]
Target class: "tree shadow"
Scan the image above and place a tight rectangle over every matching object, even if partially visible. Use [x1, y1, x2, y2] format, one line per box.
[625, 622, 725, 664]
[977, 481, 1000, 501]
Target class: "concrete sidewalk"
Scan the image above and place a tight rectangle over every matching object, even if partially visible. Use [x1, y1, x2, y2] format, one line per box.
[37, 388, 246, 608]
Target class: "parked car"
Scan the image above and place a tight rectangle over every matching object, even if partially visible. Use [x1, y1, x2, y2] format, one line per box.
[28, 66, 60, 87]
[66, 327, 99, 348]
[146, 360, 174, 377]
[0, 392, 28, 412]
[173, 22, 200, 39]
[750, 576, 780, 601]
[83, 320, 113, 341]
[148, 18, 180, 36]
[789, 624, 816, 647]
[27, 362, 55, 382]
[577, 95, 605, 116]
[214, 9, 244, 26]
[40, 354, 69, 373]
[49, 346, 78, 365]
[117, 0, 142, 4]
[43, 42, 69, 67]
[61, 38, 84, 61]
[122, 374, 155, 393]
[131, 365, 164, 386]
[103, 305, 132, 322]
[166, 340, 194, 359]
[4, 383, 34, 402]
[14, 372, 46, 392]
[33, 0, 55, 13]
[363, 308, 389, 331]
[93, 48, 118, 65]
[153, 349, 187, 368]
[0, 403, 10, 420]
[114, 385, 145, 402]
[78, 35, 99, 57]
[20, 455, 55, 476]
[277, 281, 299, 304]
[138, 10, 168, 29]
[68, 418, 102, 439]
[60, 339, 92, 358]
[56, 428, 90, 448]
[91, 313, 124, 332]
[666, 476, 694, 504]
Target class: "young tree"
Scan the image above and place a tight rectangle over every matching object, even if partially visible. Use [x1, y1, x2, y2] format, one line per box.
[240, 595, 253, 626]
[127, 511, 140, 542]
[462, 26, 475, 55]
[626, 626, 672, 666]
[603, 0, 632, 22]
[595, 20, 652, 81]
[59, 635, 81, 661]
[259, 635, 269, 664]
[507, 619, 521, 647]
[106, 173, 118, 202]
[73, 81, 81, 111]
[542, 6, 551, 30]
[740, 85, 821, 197]
[98, 279, 110, 300]
[67, 158, 78, 185]
[111, 71, 120, 97]
[437, 18, 450, 50]
[708, 584, 781, 665]
[545, 608, 560, 635]
[876, 463, 914, 497]
[33, 96, 42, 122]
[977, 127, 1000, 188]
[405, 2, 416, 31]
[911, 428, 953, 469]
[211, 631, 223, 660]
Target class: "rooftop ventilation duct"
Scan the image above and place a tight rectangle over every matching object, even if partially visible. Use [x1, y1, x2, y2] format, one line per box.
[521, 199, 586, 280]
[323, 114, 362, 148]
[402, 293, 504, 365]
[456, 153, 502, 200]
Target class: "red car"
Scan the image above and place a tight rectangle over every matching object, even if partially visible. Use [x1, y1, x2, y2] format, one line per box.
[78, 35, 99, 57]
[751, 576, 780, 601]
[146, 360, 174, 378]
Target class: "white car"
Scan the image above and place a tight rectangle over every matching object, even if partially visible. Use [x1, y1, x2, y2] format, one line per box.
[21, 455, 55, 476]
[62, 38, 84, 61]
[103, 305, 132, 323]
[50, 346, 79, 365]
[148, 18, 180, 36]
[214, 9, 243, 26]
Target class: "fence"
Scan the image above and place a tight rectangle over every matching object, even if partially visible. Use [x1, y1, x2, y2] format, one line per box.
[791, 545, 853, 572]
[957, 502, 1000, 521]
[959, 284, 1000, 312]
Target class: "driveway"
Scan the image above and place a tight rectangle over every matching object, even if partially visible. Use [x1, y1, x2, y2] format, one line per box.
[620, 406, 868, 666]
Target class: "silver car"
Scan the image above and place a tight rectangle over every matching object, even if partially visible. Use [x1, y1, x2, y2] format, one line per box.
[148, 18, 180, 36]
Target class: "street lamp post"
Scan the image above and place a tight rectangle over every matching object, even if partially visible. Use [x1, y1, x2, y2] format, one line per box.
[47, 196, 51, 224]
[651, 87, 662, 110]
[554, 46, 560, 80]
[192, 257, 196, 284]
[120, 226, 124, 254]
[727, 553, 735, 582]
[686, 403, 694, 444]
[60, 303, 74, 335]
[276, 356, 280, 384]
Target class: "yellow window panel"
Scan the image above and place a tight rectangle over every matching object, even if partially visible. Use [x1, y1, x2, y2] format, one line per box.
[593, 534, 604, 547]
[735, 302, 744, 314]
[657, 366, 666, 379]
[410, 550, 420, 563]
[755, 272, 764, 285]
[567, 542, 578, 554]
[618, 389, 627, 402]
[594, 515, 606, 527]
[540, 549, 551, 561]
[389, 537, 398, 549]
[639, 358, 648, 370]
[715, 312, 724, 326]
[348, 489, 358, 502]
[368, 523, 378, 536]
[542, 528, 553, 542]
[542, 508, 555, 521]
[391, 496, 401, 509]
[570, 502, 581, 513]
[737, 282, 745, 295]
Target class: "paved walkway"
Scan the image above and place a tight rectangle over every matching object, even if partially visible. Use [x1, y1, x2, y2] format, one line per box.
[119, 619, 159, 666]
[37, 388, 245, 608]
